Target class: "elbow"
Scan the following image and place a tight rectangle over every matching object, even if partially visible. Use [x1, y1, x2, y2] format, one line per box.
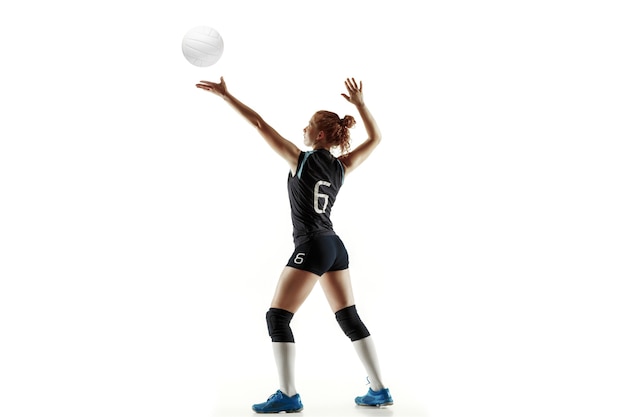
[255, 119, 271, 133]
[251, 116, 265, 130]
[370, 126, 382, 144]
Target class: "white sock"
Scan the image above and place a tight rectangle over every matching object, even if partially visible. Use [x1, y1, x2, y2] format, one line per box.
[272, 342, 297, 397]
[352, 336, 385, 391]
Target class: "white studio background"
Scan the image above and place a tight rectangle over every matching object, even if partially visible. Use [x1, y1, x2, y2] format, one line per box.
[1, 1, 625, 417]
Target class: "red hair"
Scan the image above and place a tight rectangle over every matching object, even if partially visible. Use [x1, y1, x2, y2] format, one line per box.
[313, 110, 356, 155]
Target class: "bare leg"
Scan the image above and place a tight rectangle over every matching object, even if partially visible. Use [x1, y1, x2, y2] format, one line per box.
[270, 266, 319, 312]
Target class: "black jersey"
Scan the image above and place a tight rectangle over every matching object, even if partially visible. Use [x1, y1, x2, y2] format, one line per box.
[288, 149, 345, 246]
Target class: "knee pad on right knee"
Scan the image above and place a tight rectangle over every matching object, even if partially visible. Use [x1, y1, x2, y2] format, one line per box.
[335, 305, 371, 341]
[266, 308, 295, 343]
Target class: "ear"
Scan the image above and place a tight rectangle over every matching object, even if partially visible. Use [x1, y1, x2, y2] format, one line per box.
[316, 130, 325, 142]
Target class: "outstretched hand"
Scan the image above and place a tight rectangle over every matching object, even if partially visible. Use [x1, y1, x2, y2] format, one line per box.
[196, 76, 228, 97]
[341, 78, 365, 107]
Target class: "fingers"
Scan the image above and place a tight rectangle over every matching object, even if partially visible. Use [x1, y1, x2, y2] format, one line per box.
[195, 77, 225, 92]
[344, 77, 362, 93]
[342, 78, 365, 106]
[196, 81, 215, 90]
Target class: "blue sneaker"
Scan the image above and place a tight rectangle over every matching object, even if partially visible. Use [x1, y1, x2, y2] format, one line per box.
[355, 387, 394, 406]
[252, 390, 303, 413]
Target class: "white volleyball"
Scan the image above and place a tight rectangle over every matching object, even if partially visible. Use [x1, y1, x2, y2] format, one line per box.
[182, 26, 224, 67]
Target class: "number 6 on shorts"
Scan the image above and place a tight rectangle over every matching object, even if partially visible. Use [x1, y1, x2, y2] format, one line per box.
[294, 252, 306, 265]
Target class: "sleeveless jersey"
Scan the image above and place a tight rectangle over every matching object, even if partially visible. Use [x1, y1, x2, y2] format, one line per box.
[288, 149, 345, 246]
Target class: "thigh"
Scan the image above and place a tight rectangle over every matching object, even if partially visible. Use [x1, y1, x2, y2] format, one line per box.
[319, 269, 355, 313]
[270, 266, 320, 313]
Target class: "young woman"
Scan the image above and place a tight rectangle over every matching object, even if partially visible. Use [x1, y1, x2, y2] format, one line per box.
[196, 77, 393, 413]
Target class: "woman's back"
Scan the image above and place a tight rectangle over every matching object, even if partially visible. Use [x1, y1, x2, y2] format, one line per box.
[288, 149, 345, 246]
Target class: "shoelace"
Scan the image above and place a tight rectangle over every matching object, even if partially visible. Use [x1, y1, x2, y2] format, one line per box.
[267, 391, 282, 402]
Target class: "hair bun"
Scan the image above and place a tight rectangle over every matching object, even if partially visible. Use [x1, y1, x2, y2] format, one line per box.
[342, 115, 356, 129]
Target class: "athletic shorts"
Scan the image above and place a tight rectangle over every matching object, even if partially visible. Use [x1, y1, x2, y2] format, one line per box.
[286, 235, 349, 276]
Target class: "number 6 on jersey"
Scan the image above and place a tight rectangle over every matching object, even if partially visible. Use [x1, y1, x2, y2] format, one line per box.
[314, 180, 331, 214]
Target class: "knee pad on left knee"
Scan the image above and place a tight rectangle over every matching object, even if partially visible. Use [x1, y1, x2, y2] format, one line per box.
[335, 305, 371, 341]
[266, 308, 295, 343]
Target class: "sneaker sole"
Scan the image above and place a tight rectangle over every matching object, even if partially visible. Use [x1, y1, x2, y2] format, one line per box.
[357, 401, 394, 407]
[252, 407, 303, 414]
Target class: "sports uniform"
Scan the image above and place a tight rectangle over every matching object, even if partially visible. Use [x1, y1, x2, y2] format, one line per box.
[255, 147, 393, 412]
[285, 149, 349, 276]
[196, 77, 393, 413]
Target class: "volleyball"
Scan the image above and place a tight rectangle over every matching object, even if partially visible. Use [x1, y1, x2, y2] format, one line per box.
[181, 26, 224, 67]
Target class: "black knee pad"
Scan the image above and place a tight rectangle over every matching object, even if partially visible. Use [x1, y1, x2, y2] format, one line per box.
[266, 308, 295, 343]
[335, 305, 371, 341]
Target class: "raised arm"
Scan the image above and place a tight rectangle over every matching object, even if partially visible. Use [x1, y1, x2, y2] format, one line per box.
[338, 78, 382, 175]
[196, 77, 301, 172]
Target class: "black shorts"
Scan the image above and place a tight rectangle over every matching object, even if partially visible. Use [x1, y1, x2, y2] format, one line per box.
[286, 235, 349, 276]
